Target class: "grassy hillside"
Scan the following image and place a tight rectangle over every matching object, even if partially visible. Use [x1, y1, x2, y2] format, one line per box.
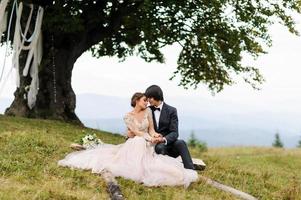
[0, 115, 300, 200]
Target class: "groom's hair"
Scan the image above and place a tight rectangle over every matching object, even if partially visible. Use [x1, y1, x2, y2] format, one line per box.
[145, 85, 164, 101]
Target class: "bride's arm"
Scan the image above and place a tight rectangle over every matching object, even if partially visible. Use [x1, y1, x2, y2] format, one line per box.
[123, 114, 145, 137]
[147, 108, 160, 137]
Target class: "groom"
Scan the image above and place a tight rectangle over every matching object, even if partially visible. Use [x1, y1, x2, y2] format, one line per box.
[128, 85, 195, 170]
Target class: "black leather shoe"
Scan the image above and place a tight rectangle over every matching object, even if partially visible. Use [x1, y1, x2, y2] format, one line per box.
[193, 163, 206, 171]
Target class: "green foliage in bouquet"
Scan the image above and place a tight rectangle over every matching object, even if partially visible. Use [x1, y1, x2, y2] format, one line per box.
[75, 132, 104, 149]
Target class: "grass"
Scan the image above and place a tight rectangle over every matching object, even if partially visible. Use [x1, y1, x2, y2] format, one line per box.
[0, 114, 301, 199]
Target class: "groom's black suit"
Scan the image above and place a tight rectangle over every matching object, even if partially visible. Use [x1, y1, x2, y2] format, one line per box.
[150, 103, 195, 170]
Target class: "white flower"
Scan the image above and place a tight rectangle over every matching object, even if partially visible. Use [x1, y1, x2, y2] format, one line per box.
[80, 133, 104, 148]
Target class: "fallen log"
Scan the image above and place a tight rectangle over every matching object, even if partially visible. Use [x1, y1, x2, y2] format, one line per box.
[101, 170, 124, 200]
[199, 176, 258, 200]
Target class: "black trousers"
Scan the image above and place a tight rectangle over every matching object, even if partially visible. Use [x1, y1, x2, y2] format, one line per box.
[155, 139, 195, 170]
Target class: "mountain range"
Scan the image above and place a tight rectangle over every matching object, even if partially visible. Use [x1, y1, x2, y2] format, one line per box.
[1, 93, 300, 147]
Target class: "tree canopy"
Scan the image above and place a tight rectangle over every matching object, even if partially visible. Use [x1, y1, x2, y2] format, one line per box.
[2, 0, 301, 93]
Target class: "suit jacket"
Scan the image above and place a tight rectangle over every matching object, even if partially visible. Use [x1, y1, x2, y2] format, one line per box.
[150, 103, 179, 145]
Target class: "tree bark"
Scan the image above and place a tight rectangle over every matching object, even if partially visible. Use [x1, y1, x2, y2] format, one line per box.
[5, 32, 83, 125]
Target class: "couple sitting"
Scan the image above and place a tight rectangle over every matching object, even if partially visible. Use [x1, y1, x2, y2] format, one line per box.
[58, 85, 199, 187]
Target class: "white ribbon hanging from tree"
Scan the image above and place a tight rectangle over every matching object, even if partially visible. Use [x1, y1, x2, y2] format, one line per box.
[11, 2, 44, 109]
[0, 0, 10, 83]
[0, 0, 10, 42]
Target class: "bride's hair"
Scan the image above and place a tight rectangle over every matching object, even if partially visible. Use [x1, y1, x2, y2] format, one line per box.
[131, 92, 145, 107]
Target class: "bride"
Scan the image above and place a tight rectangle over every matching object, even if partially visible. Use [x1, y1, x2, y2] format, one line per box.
[58, 92, 198, 187]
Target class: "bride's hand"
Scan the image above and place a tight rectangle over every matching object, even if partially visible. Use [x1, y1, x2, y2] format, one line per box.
[151, 137, 159, 144]
[153, 133, 162, 138]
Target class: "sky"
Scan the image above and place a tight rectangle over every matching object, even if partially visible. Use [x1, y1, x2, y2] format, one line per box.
[0, 21, 301, 115]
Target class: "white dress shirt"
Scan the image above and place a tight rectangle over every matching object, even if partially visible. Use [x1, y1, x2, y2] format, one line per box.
[154, 102, 164, 129]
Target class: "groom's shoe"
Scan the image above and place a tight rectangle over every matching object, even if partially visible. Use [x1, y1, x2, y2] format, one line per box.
[192, 158, 206, 171]
[193, 163, 206, 171]
[176, 157, 206, 171]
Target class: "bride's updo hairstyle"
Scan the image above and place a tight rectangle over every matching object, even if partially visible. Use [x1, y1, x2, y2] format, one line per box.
[131, 92, 145, 107]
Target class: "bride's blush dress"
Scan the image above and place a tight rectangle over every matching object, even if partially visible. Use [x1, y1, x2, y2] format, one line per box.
[58, 108, 198, 187]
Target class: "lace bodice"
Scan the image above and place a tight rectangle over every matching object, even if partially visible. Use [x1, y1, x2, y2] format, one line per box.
[124, 112, 148, 132]
[123, 108, 152, 137]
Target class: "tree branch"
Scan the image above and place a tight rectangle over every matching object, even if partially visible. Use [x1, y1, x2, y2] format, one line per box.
[80, 0, 144, 53]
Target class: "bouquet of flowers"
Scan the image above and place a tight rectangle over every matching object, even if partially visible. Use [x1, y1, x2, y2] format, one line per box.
[80, 133, 104, 149]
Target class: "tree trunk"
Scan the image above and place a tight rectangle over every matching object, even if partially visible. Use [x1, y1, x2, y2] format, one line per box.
[5, 32, 83, 125]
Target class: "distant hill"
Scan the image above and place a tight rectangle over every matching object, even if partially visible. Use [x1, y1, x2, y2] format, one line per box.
[1, 94, 300, 147]
[76, 93, 301, 147]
